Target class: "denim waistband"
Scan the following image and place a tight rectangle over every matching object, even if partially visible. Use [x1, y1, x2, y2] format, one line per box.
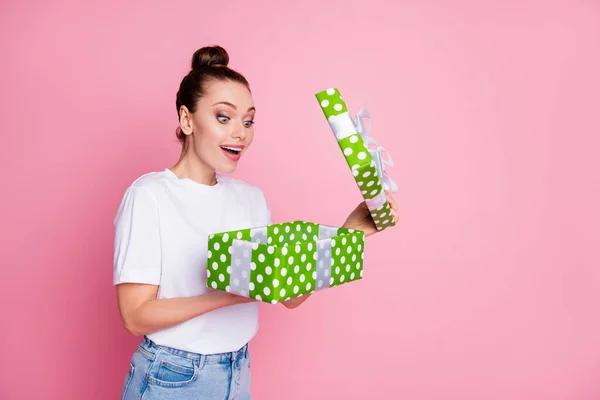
[138, 336, 248, 363]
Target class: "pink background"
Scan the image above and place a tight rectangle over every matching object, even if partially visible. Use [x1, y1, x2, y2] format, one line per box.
[1, 1, 599, 399]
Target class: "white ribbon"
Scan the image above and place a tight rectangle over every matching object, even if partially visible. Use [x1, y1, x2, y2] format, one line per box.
[353, 108, 398, 193]
[364, 192, 388, 211]
[227, 225, 340, 302]
[327, 113, 358, 141]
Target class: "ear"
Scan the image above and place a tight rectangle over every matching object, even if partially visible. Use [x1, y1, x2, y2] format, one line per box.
[179, 106, 194, 136]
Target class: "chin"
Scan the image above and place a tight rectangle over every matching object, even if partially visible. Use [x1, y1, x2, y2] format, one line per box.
[218, 163, 238, 174]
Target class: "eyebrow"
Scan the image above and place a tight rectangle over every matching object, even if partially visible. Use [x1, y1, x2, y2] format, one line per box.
[212, 101, 256, 112]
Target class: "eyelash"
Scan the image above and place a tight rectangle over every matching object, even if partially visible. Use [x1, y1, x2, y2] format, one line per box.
[217, 114, 254, 128]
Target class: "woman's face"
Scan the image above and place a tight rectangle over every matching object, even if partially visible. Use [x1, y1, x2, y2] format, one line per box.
[181, 79, 256, 174]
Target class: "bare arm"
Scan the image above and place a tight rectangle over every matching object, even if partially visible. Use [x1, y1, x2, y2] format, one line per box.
[279, 201, 397, 310]
[116, 283, 254, 336]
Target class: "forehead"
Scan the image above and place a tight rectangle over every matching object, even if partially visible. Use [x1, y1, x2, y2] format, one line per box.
[201, 80, 254, 110]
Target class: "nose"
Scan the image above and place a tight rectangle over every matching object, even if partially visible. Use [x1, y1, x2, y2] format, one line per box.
[231, 122, 247, 141]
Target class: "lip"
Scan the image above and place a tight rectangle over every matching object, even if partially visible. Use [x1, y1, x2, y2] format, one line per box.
[220, 144, 244, 162]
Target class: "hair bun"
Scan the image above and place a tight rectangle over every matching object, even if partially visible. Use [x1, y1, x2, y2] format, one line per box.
[191, 45, 230, 70]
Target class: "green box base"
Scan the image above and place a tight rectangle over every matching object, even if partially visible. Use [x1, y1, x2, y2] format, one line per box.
[206, 221, 365, 303]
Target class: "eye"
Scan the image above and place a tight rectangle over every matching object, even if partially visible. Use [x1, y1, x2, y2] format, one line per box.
[217, 114, 229, 124]
[243, 120, 254, 128]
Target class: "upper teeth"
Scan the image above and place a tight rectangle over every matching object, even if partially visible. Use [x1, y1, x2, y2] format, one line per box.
[221, 146, 241, 153]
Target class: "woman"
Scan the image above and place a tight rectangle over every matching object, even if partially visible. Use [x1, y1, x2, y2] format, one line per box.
[114, 45, 398, 400]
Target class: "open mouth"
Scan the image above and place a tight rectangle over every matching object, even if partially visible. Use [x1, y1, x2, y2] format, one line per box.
[220, 145, 244, 161]
[220, 145, 242, 155]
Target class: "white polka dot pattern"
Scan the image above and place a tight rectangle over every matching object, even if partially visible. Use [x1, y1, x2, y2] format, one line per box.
[315, 87, 396, 232]
[206, 221, 365, 303]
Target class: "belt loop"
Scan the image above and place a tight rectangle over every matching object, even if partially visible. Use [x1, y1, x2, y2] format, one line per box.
[142, 336, 152, 351]
[198, 353, 205, 371]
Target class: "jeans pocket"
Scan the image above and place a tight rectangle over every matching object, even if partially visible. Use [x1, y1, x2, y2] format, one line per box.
[121, 362, 135, 400]
[147, 354, 198, 388]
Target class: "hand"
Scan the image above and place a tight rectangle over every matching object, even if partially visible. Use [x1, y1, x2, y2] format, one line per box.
[343, 190, 398, 237]
[281, 294, 310, 309]
[219, 291, 257, 305]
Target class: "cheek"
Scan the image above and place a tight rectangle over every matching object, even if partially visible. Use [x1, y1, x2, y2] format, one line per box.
[246, 129, 256, 144]
[196, 120, 227, 145]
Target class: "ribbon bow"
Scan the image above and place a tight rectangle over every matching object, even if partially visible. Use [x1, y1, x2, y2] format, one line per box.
[353, 108, 398, 193]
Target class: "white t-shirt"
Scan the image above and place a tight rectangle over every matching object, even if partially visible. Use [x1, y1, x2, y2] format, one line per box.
[112, 168, 272, 354]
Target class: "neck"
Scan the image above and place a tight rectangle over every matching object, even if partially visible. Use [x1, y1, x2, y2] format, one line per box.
[170, 142, 218, 186]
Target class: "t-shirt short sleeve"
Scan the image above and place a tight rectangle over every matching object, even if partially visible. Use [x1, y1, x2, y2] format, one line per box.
[257, 187, 272, 226]
[113, 185, 162, 286]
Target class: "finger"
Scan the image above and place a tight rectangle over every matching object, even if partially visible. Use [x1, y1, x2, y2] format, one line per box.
[386, 193, 398, 211]
[391, 209, 399, 223]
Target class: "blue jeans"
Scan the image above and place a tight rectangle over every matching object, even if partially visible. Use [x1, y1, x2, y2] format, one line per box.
[121, 336, 252, 400]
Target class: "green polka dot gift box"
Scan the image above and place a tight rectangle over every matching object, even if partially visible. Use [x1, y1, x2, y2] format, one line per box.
[206, 221, 365, 304]
[315, 88, 398, 232]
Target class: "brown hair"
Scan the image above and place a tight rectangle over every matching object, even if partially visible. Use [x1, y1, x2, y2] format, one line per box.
[175, 45, 250, 143]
